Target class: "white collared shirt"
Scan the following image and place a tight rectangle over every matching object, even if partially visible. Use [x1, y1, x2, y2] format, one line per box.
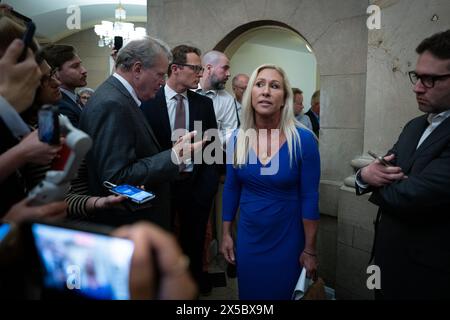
[113, 73, 141, 107]
[195, 85, 237, 147]
[416, 110, 450, 148]
[164, 85, 189, 132]
[164, 85, 193, 172]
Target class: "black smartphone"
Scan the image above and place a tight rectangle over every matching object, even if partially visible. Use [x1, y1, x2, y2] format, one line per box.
[368, 150, 393, 167]
[114, 36, 123, 51]
[38, 105, 60, 145]
[9, 9, 32, 23]
[17, 20, 36, 62]
[28, 220, 134, 300]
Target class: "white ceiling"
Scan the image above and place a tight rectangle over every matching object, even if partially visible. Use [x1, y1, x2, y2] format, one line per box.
[6, 0, 147, 42]
[6, 1, 312, 54]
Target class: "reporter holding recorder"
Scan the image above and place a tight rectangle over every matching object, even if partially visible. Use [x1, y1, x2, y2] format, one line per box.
[0, 13, 123, 223]
[20, 49, 127, 218]
[0, 12, 66, 221]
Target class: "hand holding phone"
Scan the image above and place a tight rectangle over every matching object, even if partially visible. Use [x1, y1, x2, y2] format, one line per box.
[368, 150, 393, 167]
[104, 181, 155, 204]
[113, 36, 123, 51]
[18, 21, 36, 62]
[38, 105, 60, 145]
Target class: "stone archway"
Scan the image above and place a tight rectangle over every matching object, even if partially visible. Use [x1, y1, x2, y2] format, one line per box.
[213, 21, 318, 110]
[213, 20, 307, 51]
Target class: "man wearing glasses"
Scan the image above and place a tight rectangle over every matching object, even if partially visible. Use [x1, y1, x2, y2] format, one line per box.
[355, 30, 450, 299]
[141, 45, 220, 296]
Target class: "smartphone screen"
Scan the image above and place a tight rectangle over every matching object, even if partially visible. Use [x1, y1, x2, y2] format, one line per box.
[111, 185, 155, 204]
[38, 106, 60, 145]
[31, 223, 134, 300]
[0, 224, 11, 242]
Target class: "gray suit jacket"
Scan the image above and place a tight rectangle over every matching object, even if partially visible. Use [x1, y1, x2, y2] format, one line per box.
[79, 76, 179, 229]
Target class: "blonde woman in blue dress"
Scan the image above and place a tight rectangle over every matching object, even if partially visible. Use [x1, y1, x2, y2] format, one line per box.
[221, 64, 320, 299]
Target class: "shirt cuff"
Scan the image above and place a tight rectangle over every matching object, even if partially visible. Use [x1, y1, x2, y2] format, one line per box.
[355, 169, 369, 189]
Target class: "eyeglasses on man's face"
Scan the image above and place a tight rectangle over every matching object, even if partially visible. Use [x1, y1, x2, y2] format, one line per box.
[408, 71, 450, 89]
[175, 63, 204, 74]
[41, 69, 57, 84]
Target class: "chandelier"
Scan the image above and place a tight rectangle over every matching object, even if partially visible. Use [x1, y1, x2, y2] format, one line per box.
[94, 2, 147, 47]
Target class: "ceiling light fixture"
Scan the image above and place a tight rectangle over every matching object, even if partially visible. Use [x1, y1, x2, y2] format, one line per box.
[94, 1, 146, 48]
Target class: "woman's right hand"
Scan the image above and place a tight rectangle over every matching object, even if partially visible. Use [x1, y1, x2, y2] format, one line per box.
[220, 233, 235, 265]
[16, 130, 61, 165]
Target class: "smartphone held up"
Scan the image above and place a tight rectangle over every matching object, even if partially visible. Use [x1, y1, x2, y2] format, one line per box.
[18, 20, 36, 62]
[113, 36, 123, 51]
[38, 104, 60, 145]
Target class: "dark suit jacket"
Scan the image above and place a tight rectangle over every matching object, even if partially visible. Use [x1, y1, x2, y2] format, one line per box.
[56, 91, 82, 128]
[78, 76, 179, 229]
[358, 114, 450, 299]
[305, 109, 320, 137]
[0, 118, 26, 215]
[140, 87, 220, 208]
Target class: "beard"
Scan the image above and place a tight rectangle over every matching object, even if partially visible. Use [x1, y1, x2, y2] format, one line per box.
[210, 74, 226, 90]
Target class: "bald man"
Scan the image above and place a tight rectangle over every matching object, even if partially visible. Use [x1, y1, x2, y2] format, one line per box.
[197, 51, 238, 147]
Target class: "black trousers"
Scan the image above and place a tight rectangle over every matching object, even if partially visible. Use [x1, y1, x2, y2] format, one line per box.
[172, 178, 215, 284]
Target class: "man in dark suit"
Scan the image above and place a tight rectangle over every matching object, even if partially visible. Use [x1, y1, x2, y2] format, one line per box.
[356, 30, 450, 299]
[305, 90, 320, 137]
[41, 45, 87, 127]
[79, 37, 203, 229]
[141, 45, 220, 295]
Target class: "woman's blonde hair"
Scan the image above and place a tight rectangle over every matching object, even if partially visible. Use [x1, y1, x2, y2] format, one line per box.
[233, 64, 308, 167]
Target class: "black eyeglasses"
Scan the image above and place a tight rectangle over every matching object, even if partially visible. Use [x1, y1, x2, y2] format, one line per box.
[174, 63, 204, 73]
[41, 69, 57, 84]
[408, 71, 450, 88]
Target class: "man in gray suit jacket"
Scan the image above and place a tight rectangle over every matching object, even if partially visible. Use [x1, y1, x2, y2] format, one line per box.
[79, 37, 203, 229]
